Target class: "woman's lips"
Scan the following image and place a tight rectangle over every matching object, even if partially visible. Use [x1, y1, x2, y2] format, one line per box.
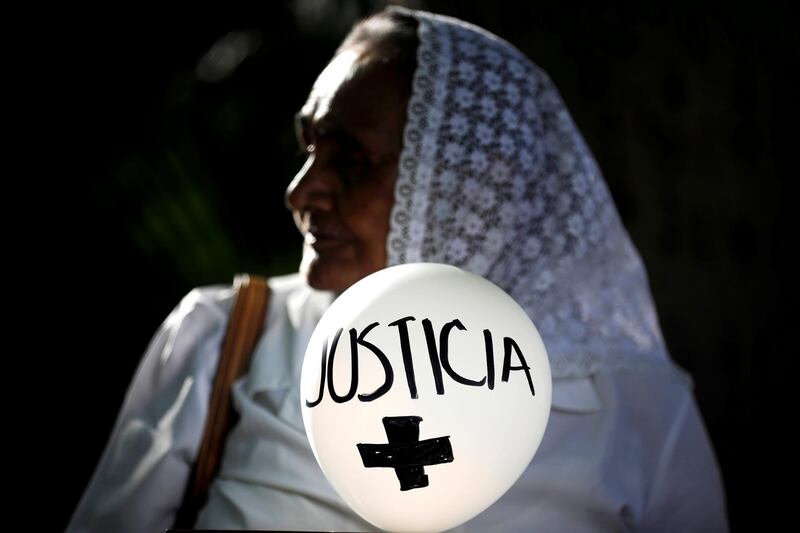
[306, 232, 350, 250]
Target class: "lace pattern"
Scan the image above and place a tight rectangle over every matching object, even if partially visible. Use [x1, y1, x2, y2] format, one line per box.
[386, 7, 678, 379]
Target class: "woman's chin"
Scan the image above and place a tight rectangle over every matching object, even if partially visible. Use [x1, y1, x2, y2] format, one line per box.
[299, 241, 387, 295]
[300, 250, 354, 294]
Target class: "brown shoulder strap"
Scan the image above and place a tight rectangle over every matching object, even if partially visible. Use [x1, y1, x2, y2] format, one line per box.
[173, 273, 271, 528]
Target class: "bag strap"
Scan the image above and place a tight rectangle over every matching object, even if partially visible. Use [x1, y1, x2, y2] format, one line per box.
[173, 273, 271, 529]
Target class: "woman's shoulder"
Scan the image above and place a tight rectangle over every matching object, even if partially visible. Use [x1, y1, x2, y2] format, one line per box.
[163, 273, 307, 332]
[591, 360, 695, 414]
[266, 271, 307, 294]
[180, 273, 306, 309]
[551, 357, 693, 416]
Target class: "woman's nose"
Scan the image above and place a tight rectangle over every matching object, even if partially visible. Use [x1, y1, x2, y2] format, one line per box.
[284, 151, 336, 213]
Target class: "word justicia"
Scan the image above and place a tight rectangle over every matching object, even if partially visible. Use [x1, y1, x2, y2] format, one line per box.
[305, 315, 536, 407]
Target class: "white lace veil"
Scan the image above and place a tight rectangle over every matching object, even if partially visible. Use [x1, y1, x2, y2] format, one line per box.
[384, 7, 680, 380]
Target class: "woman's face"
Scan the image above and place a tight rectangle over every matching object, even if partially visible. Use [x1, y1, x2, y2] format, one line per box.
[285, 43, 409, 294]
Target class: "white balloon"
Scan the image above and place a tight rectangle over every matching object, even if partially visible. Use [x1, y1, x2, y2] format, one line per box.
[301, 263, 552, 533]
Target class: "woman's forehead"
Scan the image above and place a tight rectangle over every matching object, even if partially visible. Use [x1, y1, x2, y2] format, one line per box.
[301, 49, 362, 121]
[298, 47, 408, 153]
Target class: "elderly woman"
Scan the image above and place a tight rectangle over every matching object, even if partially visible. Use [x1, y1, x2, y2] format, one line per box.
[67, 6, 728, 533]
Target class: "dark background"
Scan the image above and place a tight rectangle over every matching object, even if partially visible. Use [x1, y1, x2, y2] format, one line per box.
[27, 1, 794, 531]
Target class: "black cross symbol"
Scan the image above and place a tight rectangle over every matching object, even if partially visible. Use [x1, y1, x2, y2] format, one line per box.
[356, 416, 454, 491]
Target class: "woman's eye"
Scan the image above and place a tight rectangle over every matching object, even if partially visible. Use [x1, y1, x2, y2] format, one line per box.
[340, 152, 364, 167]
[339, 153, 368, 170]
[337, 151, 368, 177]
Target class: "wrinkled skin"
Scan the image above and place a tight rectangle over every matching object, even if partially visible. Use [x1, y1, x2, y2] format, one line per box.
[285, 44, 410, 295]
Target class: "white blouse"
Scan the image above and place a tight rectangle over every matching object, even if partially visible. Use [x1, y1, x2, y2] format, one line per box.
[67, 273, 729, 532]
